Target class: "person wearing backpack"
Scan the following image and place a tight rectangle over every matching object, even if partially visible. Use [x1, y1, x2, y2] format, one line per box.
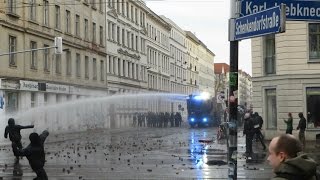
[253, 112, 266, 150]
[243, 113, 254, 156]
[268, 134, 317, 180]
[296, 112, 307, 148]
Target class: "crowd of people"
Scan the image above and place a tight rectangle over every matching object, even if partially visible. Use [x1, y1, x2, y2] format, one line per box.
[132, 112, 183, 128]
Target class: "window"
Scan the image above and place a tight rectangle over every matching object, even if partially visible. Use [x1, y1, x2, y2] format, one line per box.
[99, 0, 103, 12]
[306, 87, 320, 128]
[30, 0, 36, 20]
[116, 0, 120, 13]
[76, 53, 81, 77]
[122, 29, 125, 45]
[43, 0, 49, 26]
[126, 2, 129, 17]
[31, 92, 36, 108]
[8, 0, 16, 14]
[7, 92, 18, 113]
[100, 60, 104, 81]
[131, 34, 134, 49]
[93, 58, 97, 80]
[44, 93, 47, 106]
[121, 1, 124, 15]
[9, 36, 17, 66]
[84, 19, 89, 40]
[117, 26, 120, 43]
[135, 8, 138, 24]
[91, 0, 96, 9]
[56, 54, 61, 74]
[127, 32, 130, 48]
[30, 41, 37, 69]
[136, 36, 138, 51]
[118, 58, 121, 76]
[131, 5, 133, 20]
[92, 22, 96, 43]
[85, 56, 89, 78]
[266, 89, 277, 129]
[309, 23, 320, 60]
[100, 26, 103, 45]
[55, 5, 60, 29]
[44, 44, 50, 71]
[75, 15, 80, 37]
[108, 0, 112, 7]
[66, 10, 71, 33]
[66, 51, 72, 75]
[264, 34, 276, 75]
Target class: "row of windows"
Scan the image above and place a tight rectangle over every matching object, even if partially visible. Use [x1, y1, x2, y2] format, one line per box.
[147, 48, 170, 74]
[148, 74, 170, 92]
[170, 45, 186, 62]
[263, 23, 320, 75]
[107, 55, 146, 81]
[55, 6, 104, 45]
[146, 23, 169, 48]
[171, 30, 185, 47]
[108, 0, 146, 27]
[8, 36, 105, 81]
[107, 21, 145, 53]
[7, 1, 104, 46]
[170, 64, 186, 80]
[171, 82, 190, 94]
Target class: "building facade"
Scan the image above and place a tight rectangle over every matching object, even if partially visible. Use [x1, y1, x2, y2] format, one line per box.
[251, 21, 320, 140]
[0, 0, 107, 116]
[214, 63, 252, 108]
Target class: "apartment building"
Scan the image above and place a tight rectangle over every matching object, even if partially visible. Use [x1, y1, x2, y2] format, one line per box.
[0, 0, 107, 116]
[214, 63, 252, 108]
[186, 32, 215, 96]
[251, 21, 320, 140]
[106, 0, 148, 95]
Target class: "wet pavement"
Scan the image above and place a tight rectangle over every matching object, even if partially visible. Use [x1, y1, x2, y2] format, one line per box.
[0, 126, 229, 179]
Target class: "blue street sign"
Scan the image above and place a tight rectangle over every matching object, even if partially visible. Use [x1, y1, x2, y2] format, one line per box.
[241, 0, 320, 21]
[234, 5, 286, 41]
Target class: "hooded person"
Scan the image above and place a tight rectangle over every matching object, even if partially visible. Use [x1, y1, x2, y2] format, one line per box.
[13, 130, 49, 180]
[268, 134, 318, 180]
[4, 118, 34, 162]
[243, 112, 254, 156]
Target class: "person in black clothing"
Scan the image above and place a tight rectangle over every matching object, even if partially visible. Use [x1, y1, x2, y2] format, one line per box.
[13, 130, 49, 180]
[4, 118, 34, 162]
[253, 112, 266, 150]
[243, 113, 254, 156]
[297, 112, 306, 148]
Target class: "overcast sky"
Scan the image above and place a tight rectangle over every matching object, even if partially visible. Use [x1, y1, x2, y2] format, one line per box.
[145, 0, 252, 75]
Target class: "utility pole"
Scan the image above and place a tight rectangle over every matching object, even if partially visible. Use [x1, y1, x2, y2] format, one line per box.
[228, 0, 239, 179]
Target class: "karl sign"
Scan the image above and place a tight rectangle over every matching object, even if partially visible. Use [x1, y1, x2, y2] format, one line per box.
[235, 5, 286, 40]
[241, 0, 320, 21]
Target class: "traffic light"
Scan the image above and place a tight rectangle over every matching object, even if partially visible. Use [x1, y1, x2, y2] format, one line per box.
[54, 37, 63, 54]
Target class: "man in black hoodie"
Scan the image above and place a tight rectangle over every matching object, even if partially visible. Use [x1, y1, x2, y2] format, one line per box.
[296, 112, 307, 148]
[4, 118, 34, 162]
[13, 130, 49, 180]
[268, 134, 317, 180]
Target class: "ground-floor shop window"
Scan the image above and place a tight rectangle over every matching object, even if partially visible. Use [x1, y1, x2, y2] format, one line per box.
[307, 87, 320, 128]
[266, 89, 277, 129]
[6, 92, 18, 113]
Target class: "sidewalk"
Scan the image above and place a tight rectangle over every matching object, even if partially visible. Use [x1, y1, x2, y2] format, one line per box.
[237, 130, 320, 179]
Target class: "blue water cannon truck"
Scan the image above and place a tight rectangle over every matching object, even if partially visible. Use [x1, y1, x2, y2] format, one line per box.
[186, 92, 215, 128]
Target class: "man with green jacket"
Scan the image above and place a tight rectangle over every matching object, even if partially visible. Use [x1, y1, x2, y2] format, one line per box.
[268, 134, 318, 180]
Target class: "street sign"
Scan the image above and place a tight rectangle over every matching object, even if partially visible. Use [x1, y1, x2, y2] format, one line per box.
[241, 0, 320, 21]
[234, 5, 286, 41]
